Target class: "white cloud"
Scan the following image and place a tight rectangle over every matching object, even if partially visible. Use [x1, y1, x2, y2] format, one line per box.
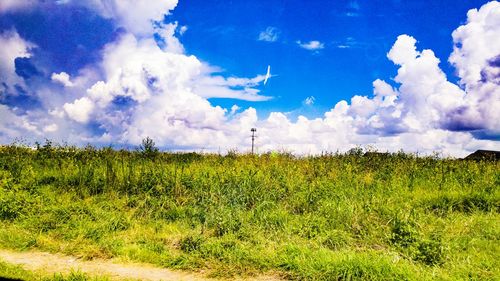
[0, 30, 34, 88]
[43, 123, 58, 133]
[179, 25, 188, 35]
[449, 1, 500, 87]
[63, 97, 94, 123]
[373, 79, 397, 97]
[445, 0, 500, 134]
[297, 40, 325, 51]
[193, 75, 271, 101]
[230, 105, 240, 115]
[0, 105, 28, 141]
[82, 0, 179, 36]
[385, 35, 467, 132]
[0, 0, 37, 13]
[51, 72, 74, 87]
[54, 29, 271, 148]
[258, 27, 280, 42]
[387, 34, 418, 65]
[154, 22, 185, 54]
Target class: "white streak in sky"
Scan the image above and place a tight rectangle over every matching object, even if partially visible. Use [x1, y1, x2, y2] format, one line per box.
[264, 65, 271, 85]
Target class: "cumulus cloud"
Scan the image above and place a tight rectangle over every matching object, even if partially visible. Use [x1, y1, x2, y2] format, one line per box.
[446, 1, 500, 134]
[297, 40, 325, 51]
[63, 97, 94, 123]
[0, 30, 34, 88]
[55, 26, 271, 147]
[258, 27, 280, 42]
[154, 22, 185, 54]
[387, 35, 418, 65]
[51, 72, 74, 87]
[449, 1, 500, 87]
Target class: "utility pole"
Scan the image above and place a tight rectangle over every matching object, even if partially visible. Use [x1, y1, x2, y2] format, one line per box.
[251, 128, 257, 154]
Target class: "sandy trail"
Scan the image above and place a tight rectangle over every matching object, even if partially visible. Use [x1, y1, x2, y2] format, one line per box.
[0, 249, 280, 281]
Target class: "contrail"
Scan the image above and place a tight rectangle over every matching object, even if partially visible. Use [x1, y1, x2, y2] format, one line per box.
[264, 65, 271, 85]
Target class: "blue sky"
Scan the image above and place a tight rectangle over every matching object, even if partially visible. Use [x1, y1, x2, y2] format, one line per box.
[170, 0, 489, 115]
[0, 0, 499, 156]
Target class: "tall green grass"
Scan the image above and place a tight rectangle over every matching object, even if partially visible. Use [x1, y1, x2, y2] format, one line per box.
[0, 142, 498, 280]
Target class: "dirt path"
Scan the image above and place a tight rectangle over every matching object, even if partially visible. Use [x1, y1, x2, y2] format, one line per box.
[0, 249, 280, 281]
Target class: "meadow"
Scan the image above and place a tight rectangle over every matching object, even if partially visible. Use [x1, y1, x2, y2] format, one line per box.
[0, 141, 498, 280]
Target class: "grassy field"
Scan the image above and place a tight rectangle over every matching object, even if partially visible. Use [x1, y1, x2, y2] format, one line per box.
[0, 142, 499, 280]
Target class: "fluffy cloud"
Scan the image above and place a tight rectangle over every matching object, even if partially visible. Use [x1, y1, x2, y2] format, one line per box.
[0, 30, 34, 88]
[63, 97, 94, 123]
[297, 40, 325, 51]
[387, 35, 418, 65]
[51, 72, 74, 87]
[449, 1, 500, 87]
[446, 1, 500, 134]
[56, 25, 271, 147]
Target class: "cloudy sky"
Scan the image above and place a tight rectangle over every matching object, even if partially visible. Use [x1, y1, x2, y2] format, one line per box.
[0, 0, 499, 156]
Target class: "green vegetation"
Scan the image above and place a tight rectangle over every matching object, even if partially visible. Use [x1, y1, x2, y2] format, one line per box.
[0, 142, 499, 280]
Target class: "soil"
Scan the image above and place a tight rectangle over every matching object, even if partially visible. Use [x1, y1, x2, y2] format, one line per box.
[0, 249, 281, 281]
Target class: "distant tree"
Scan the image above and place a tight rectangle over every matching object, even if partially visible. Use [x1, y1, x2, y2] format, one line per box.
[346, 146, 363, 156]
[139, 137, 159, 158]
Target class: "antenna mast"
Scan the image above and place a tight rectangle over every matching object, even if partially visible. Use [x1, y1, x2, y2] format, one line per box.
[251, 128, 257, 154]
